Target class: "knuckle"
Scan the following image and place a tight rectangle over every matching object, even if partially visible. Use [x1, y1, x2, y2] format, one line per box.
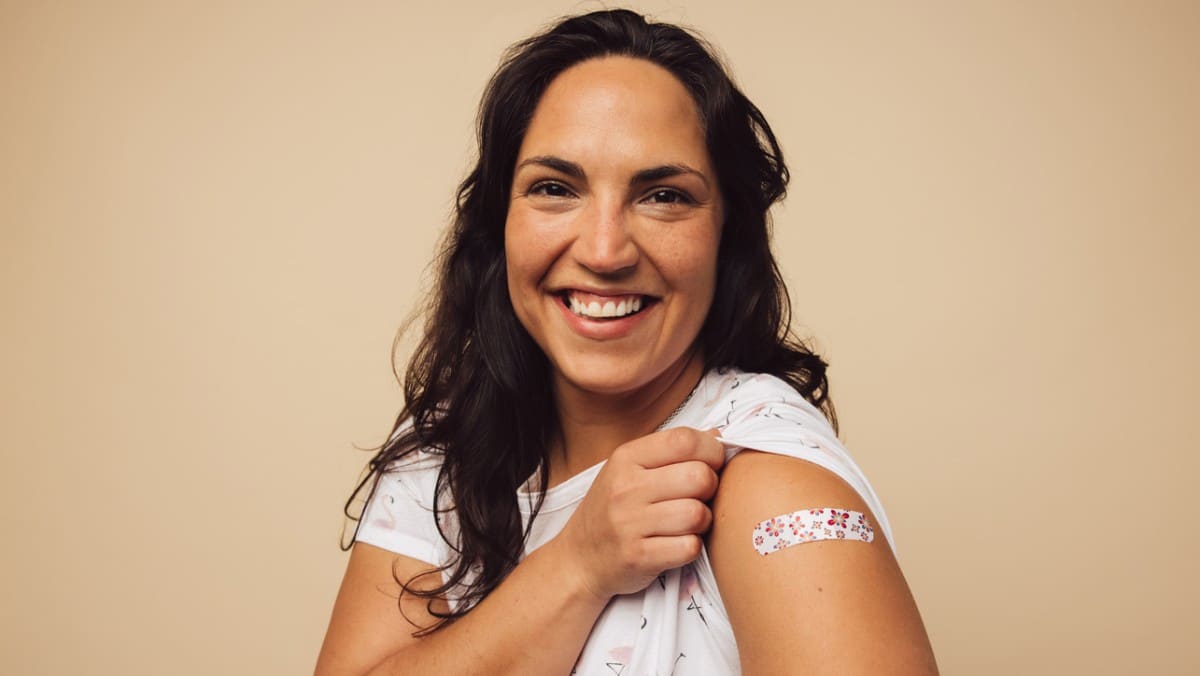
[704, 439, 725, 467]
[681, 463, 717, 497]
[664, 426, 694, 452]
[684, 463, 707, 487]
[610, 442, 633, 464]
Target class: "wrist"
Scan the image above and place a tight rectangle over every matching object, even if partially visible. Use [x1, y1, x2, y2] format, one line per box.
[537, 534, 612, 609]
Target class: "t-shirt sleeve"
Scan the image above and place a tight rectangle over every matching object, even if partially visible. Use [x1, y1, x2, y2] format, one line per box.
[355, 451, 447, 566]
[705, 373, 897, 553]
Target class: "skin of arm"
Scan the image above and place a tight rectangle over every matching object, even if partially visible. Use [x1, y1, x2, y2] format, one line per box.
[706, 450, 939, 675]
[315, 539, 608, 676]
[315, 543, 446, 675]
[316, 428, 723, 676]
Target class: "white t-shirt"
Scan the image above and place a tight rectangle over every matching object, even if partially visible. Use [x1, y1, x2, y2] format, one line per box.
[357, 368, 894, 675]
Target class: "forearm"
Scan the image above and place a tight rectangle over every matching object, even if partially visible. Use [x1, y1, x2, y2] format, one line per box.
[365, 537, 607, 676]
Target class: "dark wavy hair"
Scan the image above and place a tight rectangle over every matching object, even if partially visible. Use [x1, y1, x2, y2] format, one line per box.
[344, 8, 834, 634]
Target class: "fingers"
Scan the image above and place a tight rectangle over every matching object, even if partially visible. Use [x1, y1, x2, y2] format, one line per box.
[638, 534, 705, 570]
[642, 460, 719, 503]
[637, 498, 713, 537]
[561, 427, 726, 598]
[623, 426, 726, 472]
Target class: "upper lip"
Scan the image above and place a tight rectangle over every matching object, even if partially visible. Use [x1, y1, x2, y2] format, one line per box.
[550, 285, 659, 298]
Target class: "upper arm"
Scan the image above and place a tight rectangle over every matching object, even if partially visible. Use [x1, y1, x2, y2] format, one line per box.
[315, 543, 450, 676]
[706, 451, 938, 676]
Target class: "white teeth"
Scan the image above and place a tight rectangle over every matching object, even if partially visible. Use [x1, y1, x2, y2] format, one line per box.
[567, 294, 647, 319]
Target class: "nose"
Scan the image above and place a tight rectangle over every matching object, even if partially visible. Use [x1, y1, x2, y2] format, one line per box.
[573, 196, 638, 275]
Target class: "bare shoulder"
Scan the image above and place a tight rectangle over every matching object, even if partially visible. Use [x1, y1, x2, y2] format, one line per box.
[706, 451, 938, 676]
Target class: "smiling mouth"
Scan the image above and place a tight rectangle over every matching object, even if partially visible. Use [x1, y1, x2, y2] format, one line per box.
[558, 291, 655, 320]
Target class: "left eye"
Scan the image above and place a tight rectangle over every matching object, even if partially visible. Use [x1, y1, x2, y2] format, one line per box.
[529, 181, 573, 198]
[645, 189, 691, 205]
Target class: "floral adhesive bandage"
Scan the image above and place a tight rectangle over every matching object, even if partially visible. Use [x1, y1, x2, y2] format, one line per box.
[752, 508, 874, 556]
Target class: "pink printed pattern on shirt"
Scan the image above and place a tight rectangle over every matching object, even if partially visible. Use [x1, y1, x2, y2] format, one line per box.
[752, 508, 874, 555]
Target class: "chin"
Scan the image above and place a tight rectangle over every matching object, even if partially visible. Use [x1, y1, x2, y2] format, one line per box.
[551, 349, 697, 399]
[557, 369, 648, 397]
[549, 353, 648, 394]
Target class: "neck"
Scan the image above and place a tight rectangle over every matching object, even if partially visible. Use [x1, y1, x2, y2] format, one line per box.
[547, 350, 706, 487]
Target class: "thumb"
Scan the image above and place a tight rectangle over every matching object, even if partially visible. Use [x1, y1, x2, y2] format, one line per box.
[703, 427, 732, 470]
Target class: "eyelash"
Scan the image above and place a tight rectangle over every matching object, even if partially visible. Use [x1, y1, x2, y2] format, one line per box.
[528, 181, 574, 198]
[527, 181, 695, 206]
[643, 188, 694, 206]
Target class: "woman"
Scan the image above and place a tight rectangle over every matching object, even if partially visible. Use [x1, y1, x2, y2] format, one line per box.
[317, 9, 937, 675]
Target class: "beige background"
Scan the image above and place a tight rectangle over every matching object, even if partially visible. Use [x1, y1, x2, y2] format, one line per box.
[2, 1, 1197, 673]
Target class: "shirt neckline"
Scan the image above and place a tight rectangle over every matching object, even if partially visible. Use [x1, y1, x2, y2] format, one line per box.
[516, 369, 721, 514]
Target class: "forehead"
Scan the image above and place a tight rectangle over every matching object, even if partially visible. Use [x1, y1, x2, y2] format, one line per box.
[518, 56, 709, 169]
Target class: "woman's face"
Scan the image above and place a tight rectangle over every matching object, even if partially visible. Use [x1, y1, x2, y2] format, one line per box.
[505, 56, 722, 399]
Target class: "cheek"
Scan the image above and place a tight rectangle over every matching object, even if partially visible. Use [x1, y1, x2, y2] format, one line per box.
[505, 204, 574, 280]
[670, 233, 721, 303]
[503, 214, 558, 311]
[504, 211, 534, 283]
[502, 220, 527, 313]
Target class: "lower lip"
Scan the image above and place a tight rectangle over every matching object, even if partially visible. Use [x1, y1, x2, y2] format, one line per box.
[555, 296, 655, 340]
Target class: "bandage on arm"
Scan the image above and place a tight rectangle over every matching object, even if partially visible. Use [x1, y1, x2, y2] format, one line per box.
[752, 508, 874, 556]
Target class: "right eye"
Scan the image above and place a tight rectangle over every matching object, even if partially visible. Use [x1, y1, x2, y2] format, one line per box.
[528, 181, 574, 198]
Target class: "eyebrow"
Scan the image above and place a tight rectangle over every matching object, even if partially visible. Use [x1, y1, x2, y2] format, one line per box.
[515, 155, 710, 189]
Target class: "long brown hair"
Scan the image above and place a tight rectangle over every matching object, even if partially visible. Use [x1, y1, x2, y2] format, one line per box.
[344, 8, 833, 634]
